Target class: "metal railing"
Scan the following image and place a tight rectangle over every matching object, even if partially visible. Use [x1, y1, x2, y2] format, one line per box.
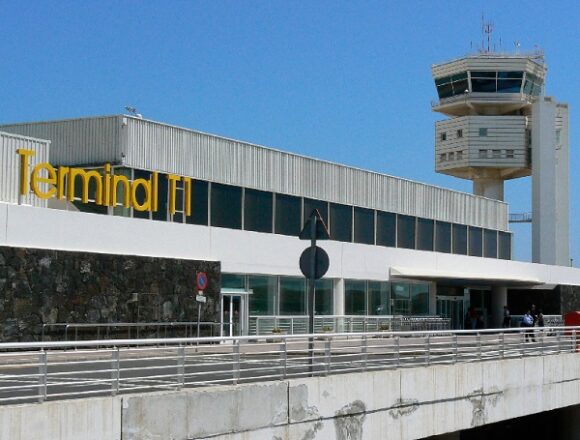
[40, 322, 221, 341]
[0, 326, 577, 405]
[250, 315, 451, 335]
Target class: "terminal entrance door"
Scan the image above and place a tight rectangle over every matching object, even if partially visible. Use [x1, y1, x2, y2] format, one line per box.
[220, 288, 251, 337]
[437, 296, 465, 329]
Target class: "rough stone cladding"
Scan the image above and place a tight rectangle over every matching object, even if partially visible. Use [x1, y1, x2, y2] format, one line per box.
[559, 285, 580, 315]
[0, 246, 220, 342]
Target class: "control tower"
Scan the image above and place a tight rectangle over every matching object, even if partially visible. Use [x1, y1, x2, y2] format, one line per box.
[431, 51, 569, 266]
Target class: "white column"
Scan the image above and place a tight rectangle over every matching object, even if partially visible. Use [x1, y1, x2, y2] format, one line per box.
[532, 97, 570, 266]
[473, 178, 504, 201]
[491, 286, 507, 328]
[333, 279, 345, 316]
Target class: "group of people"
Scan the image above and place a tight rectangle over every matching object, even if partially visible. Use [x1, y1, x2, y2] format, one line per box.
[520, 304, 545, 342]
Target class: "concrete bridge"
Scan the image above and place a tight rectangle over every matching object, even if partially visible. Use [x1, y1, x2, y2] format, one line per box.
[0, 328, 579, 439]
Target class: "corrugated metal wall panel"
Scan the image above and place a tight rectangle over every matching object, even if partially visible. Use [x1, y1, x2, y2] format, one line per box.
[0, 116, 122, 166]
[0, 132, 50, 207]
[123, 118, 508, 230]
[1, 116, 509, 230]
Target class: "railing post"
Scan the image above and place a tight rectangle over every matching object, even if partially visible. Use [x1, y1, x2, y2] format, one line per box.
[477, 333, 482, 360]
[362, 335, 368, 371]
[111, 347, 120, 396]
[232, 340, 241, 385]
[177, 345, 185, 389]
[500, 332, 505, 359]
[557, 329, 562, 354]
[572, 330, 577, 353]
[37, 350, 47, 403]
[325, 338, 332, 375]
[280, 340, 287, 379]
[395, 335, 400, 368]
[453, 333, 458, 363]
[426, 335, 431, 365]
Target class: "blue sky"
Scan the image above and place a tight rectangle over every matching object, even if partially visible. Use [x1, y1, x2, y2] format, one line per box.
[1, 1, 578, 264]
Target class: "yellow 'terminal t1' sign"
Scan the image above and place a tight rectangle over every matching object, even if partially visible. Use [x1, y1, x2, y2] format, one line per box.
[16, 149, 192, 215]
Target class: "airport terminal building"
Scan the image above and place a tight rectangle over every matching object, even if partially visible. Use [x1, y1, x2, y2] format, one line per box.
[1, 54, 579, 341]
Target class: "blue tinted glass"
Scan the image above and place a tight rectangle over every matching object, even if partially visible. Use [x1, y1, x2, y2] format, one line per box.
[472, 78, 496, 92]
[397, 215, 416, 249]
[377, 211, 396, 247]
[498, 232, 511, 260]
[186, 180, 209, 225]
[497, 79, 522, 93]
[469, 227, 483, 257]
[330, 203, 352, 242]
[483, 229, 498, 258]
[275, 194, 301, 236]
[437, 83, 454, 99]
[453, 224, 468, 255]
[211, 183, 242, 229]
[244, 189, 273, 233]
[354, 207, 375, 245]
[471, 71, 496, 78]
[498, 71, 523, 79]
[416, 218, 434, 251]
[435, 221, 451, 253]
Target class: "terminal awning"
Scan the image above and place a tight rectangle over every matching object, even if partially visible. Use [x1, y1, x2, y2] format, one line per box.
[389, 266, 543, 287]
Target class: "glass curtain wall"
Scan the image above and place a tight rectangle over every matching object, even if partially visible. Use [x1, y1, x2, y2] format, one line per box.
[279, 277, 307, 315]
[314, 279, 334, 315]
[248, 275, 277, 315]
[367, 282, 390, 315]
[344, 280, 366, 315]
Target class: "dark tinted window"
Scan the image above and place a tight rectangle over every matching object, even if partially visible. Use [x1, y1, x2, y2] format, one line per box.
[498, 232, 511, 260]
[186, 180, 209, 225]
[279, 277, 306, 315]
[248, 275, 276, 315]
[397, 215, 416, 249]
[275, 194, 301, 236]
[453, 224, 468, 255]
[304, 198, 328, 228]
[330, 203, 352, 242]
[244, 189, 273, 233]
[314, 279, 333, 315]
[376, 211, 396, 247]
[469, 227, 483, 257]
[133, 169, 151, 219]
[435, 221, 451, 253]
[483, 229, 498, 258]
[345, 280, 366, 315]
[211, 183, 242, 229]
[354, 207, 375, 245]
[416, 218, 434, 251]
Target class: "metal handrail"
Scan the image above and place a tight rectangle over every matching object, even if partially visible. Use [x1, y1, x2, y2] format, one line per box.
[1, 326, 577, 405]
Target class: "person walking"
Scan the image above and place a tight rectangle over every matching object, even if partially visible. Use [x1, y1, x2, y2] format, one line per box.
[502, 305, 511, 328]
[522, 310, 535, 342]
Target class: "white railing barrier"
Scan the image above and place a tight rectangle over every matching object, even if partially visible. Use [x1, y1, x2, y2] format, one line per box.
[0, 326, 578, 405]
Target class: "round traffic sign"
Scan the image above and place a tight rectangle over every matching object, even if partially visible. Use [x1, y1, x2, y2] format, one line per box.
[299, 246, 330, 279]
[196, 272, 208, 290]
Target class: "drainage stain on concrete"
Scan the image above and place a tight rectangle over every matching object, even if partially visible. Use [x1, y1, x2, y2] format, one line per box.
[388, 398, 419, 419]
[334, 400, 367, 440]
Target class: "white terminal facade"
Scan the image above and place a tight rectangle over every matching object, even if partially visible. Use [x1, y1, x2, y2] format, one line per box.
[0, 50, 578, 334]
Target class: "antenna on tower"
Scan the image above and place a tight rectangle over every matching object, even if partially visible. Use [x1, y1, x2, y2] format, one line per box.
[482, 17, 494, 53]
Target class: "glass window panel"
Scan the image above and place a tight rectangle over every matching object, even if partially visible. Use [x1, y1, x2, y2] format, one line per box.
[437, 83, 454, 99]
[330, 203, 352, 242]
[451, 72, 468, 81]
[471, 71, 497, 78]
[453, 224, 468, 255]
[368, 281, 390, 315]
[279, 277, 306, 315]
[222, 274, 245, 289]
[416, 218, 434, 251]
[133, 169, 151, 219]
[435, 76, 451, 86]
[469, 227, 483, 257]
[498, 232, 511, 260]
[186, 180, 209, 225]
[275, 194, 301, 236]
[111, 167, 132, 217]
[248, 275, 277, 315]
[173, 213, 183, 223]
[244, 189, 273, 233]
[345, 280, 366, 315]
[304, 198, 328, 227]
[397, 215, 416, 249]
[451, 79, 469, 95]
[211, 183, 242, 229]
[483, 229, 498, 258]
[314, 279, 333, 315]
[471, 78, 497, 92]
[153, 173, 168, 221]
[391, 283, 410, 315]
[354, 207, 375, 245]
[497, 79, 522, 93]
[376, 211, 396, 247]
[411, 284, 430, 315]
[435, 221, 452, 253]
[523, 79, 533, 95]
[498, 71, 523, 79]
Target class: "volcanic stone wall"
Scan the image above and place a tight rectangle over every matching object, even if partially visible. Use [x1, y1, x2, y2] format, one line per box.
[0, 246, 220, 342]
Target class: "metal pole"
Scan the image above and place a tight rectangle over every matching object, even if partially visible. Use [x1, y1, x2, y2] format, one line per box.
[308, 213, 317, 375]
[197, 303, 202, 341]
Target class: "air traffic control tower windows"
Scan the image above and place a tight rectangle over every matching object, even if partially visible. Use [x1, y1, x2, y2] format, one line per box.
[435, 71, 541, 98]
